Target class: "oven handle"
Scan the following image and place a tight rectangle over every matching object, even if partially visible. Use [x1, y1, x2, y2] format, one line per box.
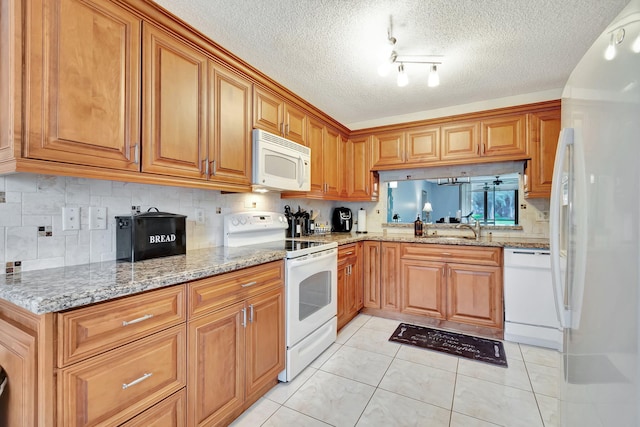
[288, 249, 336, 267]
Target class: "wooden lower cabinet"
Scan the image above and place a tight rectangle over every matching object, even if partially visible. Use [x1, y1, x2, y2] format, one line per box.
[447, 263, 503, 329]
[399, 244, 503, 330]
[122, 389, 187, 427]
[187, 271, 284, 426]
[362, 241, 381, 308]
[400, 259, 446, 319]
[380, 242, 401, 311]
[337, 243, 363, 330]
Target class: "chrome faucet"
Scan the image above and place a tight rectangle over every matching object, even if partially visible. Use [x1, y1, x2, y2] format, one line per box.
[456, 219, 481, 240]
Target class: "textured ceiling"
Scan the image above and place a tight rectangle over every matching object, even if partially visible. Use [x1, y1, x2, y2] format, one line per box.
[152, 0, 628, 129]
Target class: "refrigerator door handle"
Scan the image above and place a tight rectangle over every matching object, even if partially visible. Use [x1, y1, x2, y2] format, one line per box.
[550, 127, 573, 328]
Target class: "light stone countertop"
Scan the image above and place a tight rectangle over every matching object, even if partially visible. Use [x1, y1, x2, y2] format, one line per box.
[0, 234, 548, 315]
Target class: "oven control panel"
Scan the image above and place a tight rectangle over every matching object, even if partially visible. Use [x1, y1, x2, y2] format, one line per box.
[224, 211, 288, 246]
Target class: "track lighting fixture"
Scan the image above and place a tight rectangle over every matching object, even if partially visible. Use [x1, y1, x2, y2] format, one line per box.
[397, 63, 408, 87]
[378, 17, 443, 88]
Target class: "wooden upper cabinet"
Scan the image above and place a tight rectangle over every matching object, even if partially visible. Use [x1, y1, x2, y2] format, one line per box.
[481, 114, 527, 158]
[525, 108, 561, 198]
[372, 131, 405, 168]
[405, 125, 440, 164]
[209, 63, 252, 185]
[284, 104, 307, 145]
[440, 121, 480, 161]
[323, 126, 341, 198]
[306, 117, 325, 196]
[349, 135, 372, 199]
[253, 86, 306, 145]
[142, 23, 207, 178]
[253, 86, 283, 136]
[25, 0, 141, 170]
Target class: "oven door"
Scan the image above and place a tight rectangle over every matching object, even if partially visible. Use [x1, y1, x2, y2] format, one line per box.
[285, 248, 337, 347]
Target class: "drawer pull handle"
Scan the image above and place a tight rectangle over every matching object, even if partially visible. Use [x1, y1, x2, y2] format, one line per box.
[241, 281, 258, 288]
[343, 251, 354, 255]
[122, 372, 152, 390]
[122, 314, 153, 326]
[442, 252, 451, 256]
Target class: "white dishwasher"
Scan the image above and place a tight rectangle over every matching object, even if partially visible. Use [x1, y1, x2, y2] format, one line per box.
[504, 248, 562, 350]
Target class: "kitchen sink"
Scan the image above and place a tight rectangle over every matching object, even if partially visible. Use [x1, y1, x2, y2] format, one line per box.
[423, 235, 476, 241]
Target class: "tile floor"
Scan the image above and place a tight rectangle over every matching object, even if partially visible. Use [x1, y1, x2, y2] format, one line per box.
[231, 314, 561, 427]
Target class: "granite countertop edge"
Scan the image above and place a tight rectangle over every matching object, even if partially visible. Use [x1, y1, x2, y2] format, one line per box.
[0, 234, 548, 315]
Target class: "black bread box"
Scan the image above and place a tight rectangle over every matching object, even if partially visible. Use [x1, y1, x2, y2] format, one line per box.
[116, 208, 186, 261]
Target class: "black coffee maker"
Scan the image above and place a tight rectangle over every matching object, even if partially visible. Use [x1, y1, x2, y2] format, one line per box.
[332, 207, 352, 232]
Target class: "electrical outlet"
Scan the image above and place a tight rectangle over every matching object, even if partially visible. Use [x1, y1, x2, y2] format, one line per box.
[62, 207, 80, 230]
[216, 207, 222, 214]
[244, 199, 257, 209]
[195, 208, 205, 224]
[89, 207, 108, 230]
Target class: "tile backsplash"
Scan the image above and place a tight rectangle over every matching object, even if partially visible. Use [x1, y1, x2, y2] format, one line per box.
[0, 173, 549, 275]
[0, 174, 334, 275]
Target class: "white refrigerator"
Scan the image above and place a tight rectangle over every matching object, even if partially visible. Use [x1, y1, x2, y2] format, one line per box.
[550, 0, 640, 425]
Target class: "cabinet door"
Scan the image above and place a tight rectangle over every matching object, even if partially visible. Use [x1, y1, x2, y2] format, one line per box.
[481, 114, 527, 158]
[306, 117, 325, 196]
[209, 63, 252, 185]
[372, 131, 405, 168]
[400, 259, 446, 319]
[380, 242, 401, 311]
[405, 126, 440, 164]
[339, 135, 350, 198]
[246, 287, 285, 398]
[440, 122, 480, 161]
[0, 317, 37, 427]
[362, 242, 381, 308]
[284, 104, 307, 145]
[25, 0, 141, 170]
[525, 109, 561, 198]
[349, 135, 372, 200]
[447, 264, 503, 329]
[323, 126, 341, 198]
[187, 302, 245, 427]
[142, 23, 207, 178]
[253, 86, 283, 135]
[355, 243, 364, 310]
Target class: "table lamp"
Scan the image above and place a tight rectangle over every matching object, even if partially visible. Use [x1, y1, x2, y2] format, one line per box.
[423, 202, 433, 223]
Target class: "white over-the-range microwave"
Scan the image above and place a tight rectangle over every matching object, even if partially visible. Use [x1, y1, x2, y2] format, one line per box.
[252, 129, 311, 192]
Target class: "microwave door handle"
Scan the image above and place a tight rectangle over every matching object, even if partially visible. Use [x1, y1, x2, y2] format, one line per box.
[297, 155, 305, 188]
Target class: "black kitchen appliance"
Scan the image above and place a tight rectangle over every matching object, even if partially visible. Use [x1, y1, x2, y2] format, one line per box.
[116, 208, 186, 261]
[332, 207, 352, 232]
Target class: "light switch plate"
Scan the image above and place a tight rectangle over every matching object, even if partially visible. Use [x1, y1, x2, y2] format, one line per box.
[90, 207, 108, 230]
[62, 207, 80, 230]
[195, 208, 205, 224]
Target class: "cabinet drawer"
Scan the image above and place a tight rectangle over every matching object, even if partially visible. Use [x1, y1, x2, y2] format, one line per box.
[338, 243, 357, 261]
[189, 261, 284, 318]
[58, 285, 186, 366]
[58, 325, 186, 427]
[122, 389, 186, 427]
[401, 244, 502, 266]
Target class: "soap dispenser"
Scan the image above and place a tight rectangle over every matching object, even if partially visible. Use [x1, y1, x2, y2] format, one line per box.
[414, 216, 423, 237]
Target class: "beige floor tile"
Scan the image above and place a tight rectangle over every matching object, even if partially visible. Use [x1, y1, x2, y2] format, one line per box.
[319, 345, 393, 386]
[458, 357, 532, 391]
[344, 326, 402, 357]
[536, 393, 559, 427]
[356, 388, 451, 427]
[502, 340, 524, 361]
[309, 342, 342, 369]
[336, 320, 362, 344]
[395, 344, 459, 373]
[229, 397, 280, 427]
[361, 316, 403, 333]
[347, 313, 372, 328]
[527, 362, 560, 398]
[453, 375, 543, 427]
[264, 367, 316, 404]
[263, 406, 331, 426]
[450, 411, 501, 427]
[521, 344, 561, 368]
[284, 370, 375, 427]
[379, 358, 456, 410]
